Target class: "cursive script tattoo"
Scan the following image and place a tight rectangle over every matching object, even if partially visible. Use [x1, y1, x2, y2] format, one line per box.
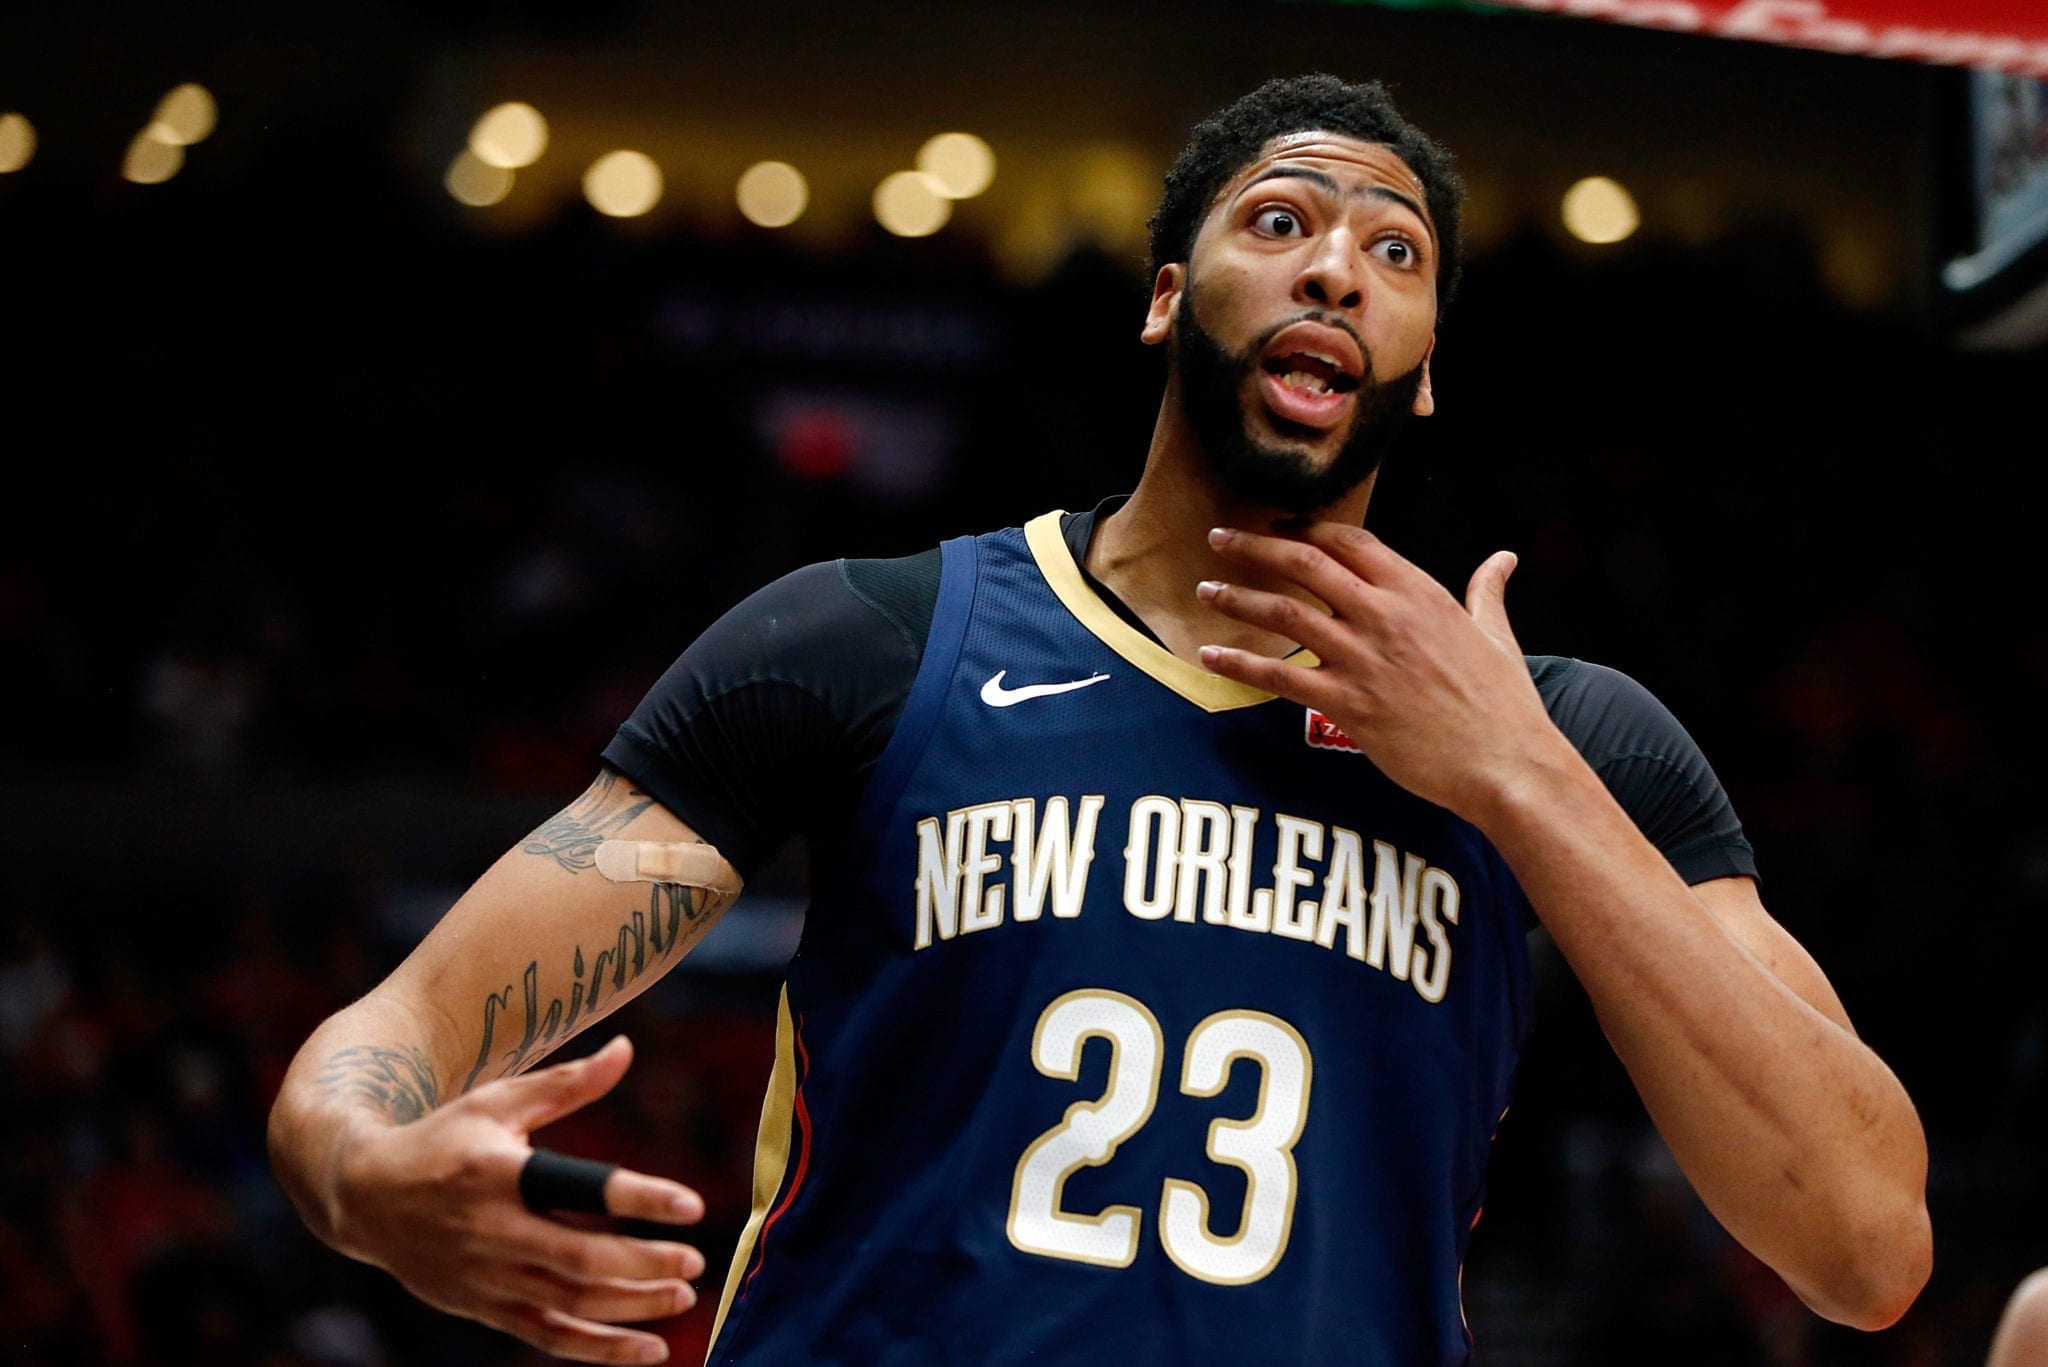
[521, 768, 655, 874]
[318, 1044, 441, 1125]
[461, 879, 734, 1093]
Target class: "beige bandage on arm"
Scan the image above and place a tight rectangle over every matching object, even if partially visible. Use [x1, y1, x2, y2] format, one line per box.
[594, 840, 743, 895]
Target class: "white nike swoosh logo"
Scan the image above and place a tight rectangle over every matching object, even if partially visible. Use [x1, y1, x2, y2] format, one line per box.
[980, 669, 1111, 707]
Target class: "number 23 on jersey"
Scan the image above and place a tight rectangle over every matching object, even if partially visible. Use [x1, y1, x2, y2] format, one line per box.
[1006, 989, 1313, 1286]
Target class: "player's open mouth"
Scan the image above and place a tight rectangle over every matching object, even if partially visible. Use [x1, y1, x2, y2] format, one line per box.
[1258, 351, 1361, 431]
[1256, 323, 1364, 431]
[1261, 352, 1359, 396]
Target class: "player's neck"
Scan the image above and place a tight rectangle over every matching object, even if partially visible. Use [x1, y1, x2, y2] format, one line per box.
[1085, 392, 1375, 666]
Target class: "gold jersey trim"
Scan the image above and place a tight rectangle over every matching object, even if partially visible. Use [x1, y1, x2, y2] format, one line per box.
[704, 985, 798, 1361]
[1022, 511, 1317, 714]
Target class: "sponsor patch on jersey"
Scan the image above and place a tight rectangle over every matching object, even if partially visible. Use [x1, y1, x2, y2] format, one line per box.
[1304, 708, 1361, 754]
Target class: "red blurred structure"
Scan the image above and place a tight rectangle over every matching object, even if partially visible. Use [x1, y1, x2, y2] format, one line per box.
[1482, 0, 2048, 75]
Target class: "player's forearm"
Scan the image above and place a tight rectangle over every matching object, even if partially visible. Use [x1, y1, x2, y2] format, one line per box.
[267, 993, 451, 1250]
[1471, 747, 1930, 1329]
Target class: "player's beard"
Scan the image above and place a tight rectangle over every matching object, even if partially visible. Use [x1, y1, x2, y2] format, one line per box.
[1172, 274, 1423, 516]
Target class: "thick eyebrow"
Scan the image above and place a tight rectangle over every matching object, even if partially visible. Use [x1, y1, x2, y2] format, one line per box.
[1236, 165, 1434, 240]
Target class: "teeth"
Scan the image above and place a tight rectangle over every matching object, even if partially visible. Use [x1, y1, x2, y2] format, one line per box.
[1280, 370, 1331, 394]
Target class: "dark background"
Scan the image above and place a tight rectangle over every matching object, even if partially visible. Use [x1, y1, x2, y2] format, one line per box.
[3, 2, 2044, 1363]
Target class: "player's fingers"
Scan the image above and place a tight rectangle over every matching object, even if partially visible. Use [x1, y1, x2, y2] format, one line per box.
[502, 1211, 706, 1284]
[476, 1301, 674, 1364]
[603, 1167, 706, 1225]
[476, 1264, 697, 1325]
[1196, 580, 1350, 658]
[1297, 520, 1421, 585]
[472, 1036, 634, 1132]
[1462, 551, 1520, 647]
[1196, 643, 1331, 710]
[1208, 526, 1373, 608]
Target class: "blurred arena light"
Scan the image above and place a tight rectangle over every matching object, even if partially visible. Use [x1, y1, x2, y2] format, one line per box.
[736, 160, 808, 228]
[469, 102, 548, 170]
[916, 132, 995, 199]
[584, 150, 663, 217]
[0, 113, 33, 173]
[147, 83, 217, 147]
[1562, 175, 1641, 244]
[122, 130, 184, 184]
[874, 170, 951, 237]
[445, 149, 514, 207]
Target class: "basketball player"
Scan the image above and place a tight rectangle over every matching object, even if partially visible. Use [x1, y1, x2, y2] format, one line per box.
[268, 76, 1931, 1363]
[1991, 1270, 2048, 1366]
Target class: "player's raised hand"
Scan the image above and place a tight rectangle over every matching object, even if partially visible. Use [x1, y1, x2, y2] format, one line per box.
[329, 1036, 705, 1364]
[1195, 521, 1571, 822]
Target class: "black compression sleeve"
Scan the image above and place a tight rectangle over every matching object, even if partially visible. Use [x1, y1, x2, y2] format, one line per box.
[601, 554, 934, 880]
[1532, 656, 1759, 886]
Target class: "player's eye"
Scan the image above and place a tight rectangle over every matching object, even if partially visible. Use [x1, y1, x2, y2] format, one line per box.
[1253, 207, 1305, 238]
[1371, 236, 1424, 270]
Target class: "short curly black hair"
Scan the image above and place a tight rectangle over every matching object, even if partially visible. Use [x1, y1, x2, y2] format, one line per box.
[1147, 74, 1464, 314]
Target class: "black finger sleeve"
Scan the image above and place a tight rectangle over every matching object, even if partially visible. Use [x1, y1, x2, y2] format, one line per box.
[520, 1148, 618, 1215]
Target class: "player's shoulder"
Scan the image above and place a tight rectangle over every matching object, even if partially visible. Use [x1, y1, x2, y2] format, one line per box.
[1523, 654, 1698, 767]
[714, 546, 943, 656]
[1524, 653, 1657, 710]
[839, 546, 944, 653]
[724, 504, 1088, 662]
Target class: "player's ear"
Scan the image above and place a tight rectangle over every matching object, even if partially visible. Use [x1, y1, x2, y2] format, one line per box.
[1411, 335, 1437, 417]
[1141, 264, 1183, 346]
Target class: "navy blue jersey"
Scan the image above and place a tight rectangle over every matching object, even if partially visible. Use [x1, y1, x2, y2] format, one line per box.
[703, 514, 1540, 1365]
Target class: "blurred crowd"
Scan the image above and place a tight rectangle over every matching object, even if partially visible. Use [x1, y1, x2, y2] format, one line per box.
[4, 100, 2046, 1365]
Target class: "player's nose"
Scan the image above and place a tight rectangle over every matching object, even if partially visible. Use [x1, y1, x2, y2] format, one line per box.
[1295, 230, 1365, 314]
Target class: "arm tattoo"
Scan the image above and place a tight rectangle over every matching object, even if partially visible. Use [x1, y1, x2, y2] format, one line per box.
[462, 877, 737, 1094]
[317, 1044, 441, 1125]
[520, 768, 655, 874]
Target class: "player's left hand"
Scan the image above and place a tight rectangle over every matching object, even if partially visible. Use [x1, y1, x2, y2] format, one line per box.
[1196, 522, 1568, 822]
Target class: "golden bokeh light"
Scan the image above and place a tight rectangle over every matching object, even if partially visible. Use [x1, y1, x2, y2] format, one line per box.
[148, 84, 217, 147]
[915, 132, 995, 200]
[874, 170, 951, 238]
[1562, 176, 1641, 245]
[736, 161, 808, 228]
[584, 150, 663, 218]
[0, 113, 34, 173]
[469, 102, 548, 170]
[122, 131, 184, 185]
[445, 149, 514, 207]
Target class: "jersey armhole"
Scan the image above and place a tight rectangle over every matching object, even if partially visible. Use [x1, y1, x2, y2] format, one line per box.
[852, 532, 980, 845]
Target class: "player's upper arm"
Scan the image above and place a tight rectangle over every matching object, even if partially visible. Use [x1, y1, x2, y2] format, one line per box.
[1691, 875, 1854, 1035]
[1535, 657, 1759, 889]
[364, 554, 928, 1096]
[376, 767, 743, 1098]
[1536, 660, 1850, 1029]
